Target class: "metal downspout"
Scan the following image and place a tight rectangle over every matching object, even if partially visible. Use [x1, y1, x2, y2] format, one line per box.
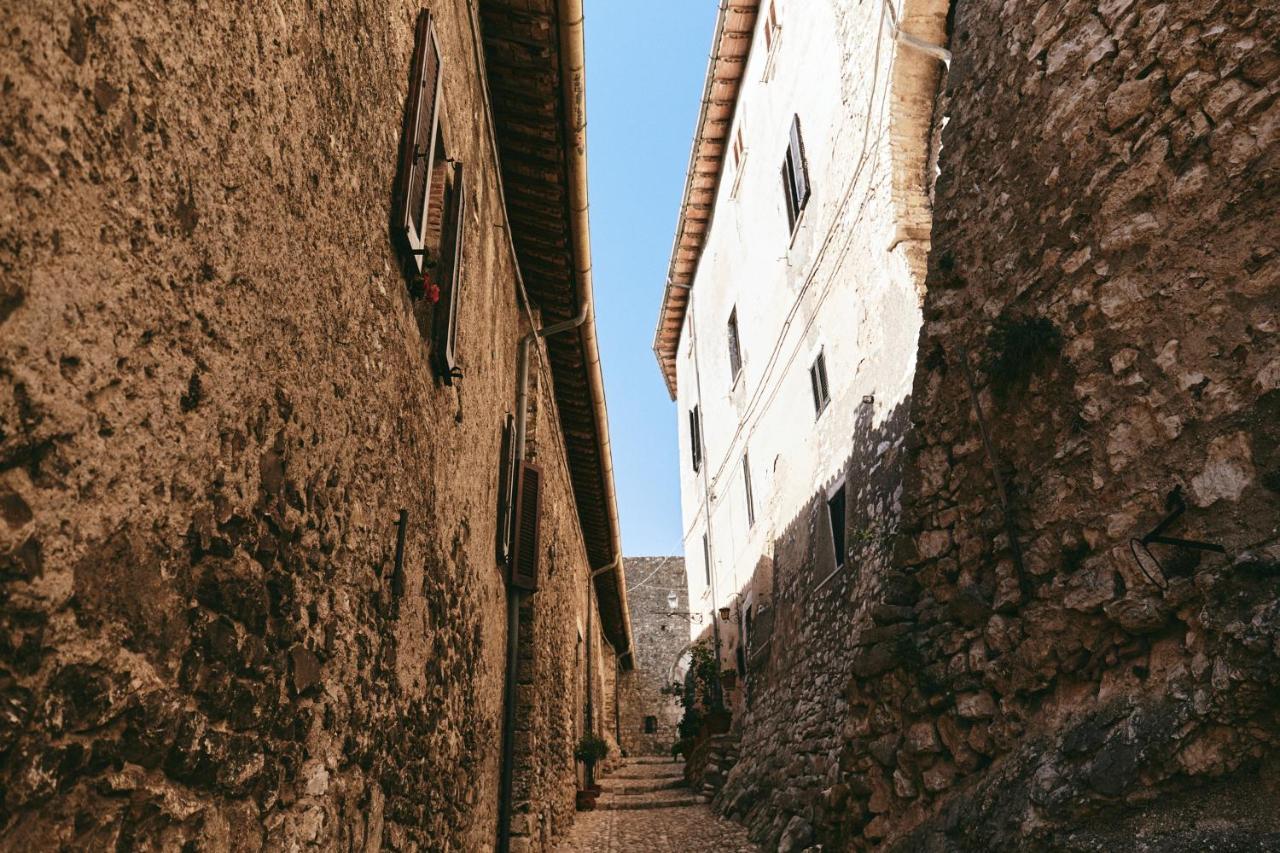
[498, 303, 591, 853]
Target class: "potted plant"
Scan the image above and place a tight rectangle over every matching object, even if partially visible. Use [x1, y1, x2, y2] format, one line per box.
[574, 733, 609, 792]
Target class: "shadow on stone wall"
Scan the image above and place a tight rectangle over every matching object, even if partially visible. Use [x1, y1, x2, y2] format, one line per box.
[713, 397, 915, 851]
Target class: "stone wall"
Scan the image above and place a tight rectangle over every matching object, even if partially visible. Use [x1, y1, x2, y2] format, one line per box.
[618, 557, 688, 756]
[0, 0, 607, 848]
[714, 0, 1280, 850]
[870, 1, 1280, 848]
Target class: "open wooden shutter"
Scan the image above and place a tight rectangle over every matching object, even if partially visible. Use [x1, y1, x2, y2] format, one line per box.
[433, 162, 465, 383]
[789, 115, 810, 209]
[393, 11, 442, 272]
[510, 461, 543, 592]
[496, 415, 517, 564]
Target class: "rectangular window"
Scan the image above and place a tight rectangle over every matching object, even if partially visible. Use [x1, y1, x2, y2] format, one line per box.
[732, 125, 745, 171]
[742, 453, 756, 528]
[689, 405, 703, 473]
[781, 114, 811, 233]
[763, 1, 780, 52]
[827, 480, 847, 570]
[702, 533, 711, 586]
[727, 308, 743, 382]
[810, 349, 830, 415]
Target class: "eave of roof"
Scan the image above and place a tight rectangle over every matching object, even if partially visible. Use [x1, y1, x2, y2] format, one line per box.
[652, 1, 761, 400]
[479, 0, 633, 665]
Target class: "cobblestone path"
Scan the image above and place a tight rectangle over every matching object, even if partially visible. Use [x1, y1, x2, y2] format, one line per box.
[553, 758, 759, 852]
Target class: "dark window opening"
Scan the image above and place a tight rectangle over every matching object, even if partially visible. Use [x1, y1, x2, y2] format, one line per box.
[742, 453, 756, 528]
[810, 350, 830, 415]
[827, 481, 847, 570]
[643, 716, 658, 734]
[702, 533, 711, 586]
[727, 308, 743, 381]
[689, 404, 703, 473]
[781, 114, 811, 233]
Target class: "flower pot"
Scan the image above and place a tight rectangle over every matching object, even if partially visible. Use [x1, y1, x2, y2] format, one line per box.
[706, 709, 732, 734]
[575, 790, 599, 811]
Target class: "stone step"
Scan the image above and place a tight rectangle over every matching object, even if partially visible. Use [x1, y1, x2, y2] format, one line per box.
[599, 777, 686, 794]
[597, 791, 706, 811]
[623, 756, 680, 765]
[606, 765, 685, 781]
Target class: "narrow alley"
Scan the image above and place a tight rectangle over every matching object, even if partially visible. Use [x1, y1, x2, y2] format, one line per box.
[553, 758, 758, 853]
[1, 0, 1276, 850]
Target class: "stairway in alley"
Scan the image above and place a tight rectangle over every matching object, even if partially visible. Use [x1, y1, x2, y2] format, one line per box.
[553, 757, 759, 852]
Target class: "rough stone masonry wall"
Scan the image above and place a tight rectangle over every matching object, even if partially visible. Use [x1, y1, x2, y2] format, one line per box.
[618, 557, 688, 756]
[0, 0, 600, 848]
[846, 1, 1279, 851]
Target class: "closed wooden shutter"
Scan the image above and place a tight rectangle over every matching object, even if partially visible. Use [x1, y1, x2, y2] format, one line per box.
[510, 461, 542, 592]
[433, 162, 465, 383]
[789, 115, 810, 209]
[689, 405, 702, 472]
[393, 11, 443, 272]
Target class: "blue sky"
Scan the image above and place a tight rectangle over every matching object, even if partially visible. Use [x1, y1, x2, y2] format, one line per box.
[584, 1, 719, 557]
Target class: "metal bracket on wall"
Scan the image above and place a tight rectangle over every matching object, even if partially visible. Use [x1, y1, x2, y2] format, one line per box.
[1130, 487, 1226, 589]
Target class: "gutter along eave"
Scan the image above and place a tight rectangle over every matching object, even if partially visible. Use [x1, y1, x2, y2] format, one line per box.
[557, 0, 635, 669]
[651, 0, 761, 401]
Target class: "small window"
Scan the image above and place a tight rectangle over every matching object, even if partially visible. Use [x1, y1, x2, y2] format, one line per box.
[781, 114, 811, 233]
[643, 715, 658, 734]
[732, 125, 745, 171]
[742, 453, 756, 528]
[827, 480, 846, 570]
[727, 308, 743, 382]
[810, 350, 830, 415]
[763, 1, 780, 52]
[702, 533, 711, 586]
[689, 404, 704, 473]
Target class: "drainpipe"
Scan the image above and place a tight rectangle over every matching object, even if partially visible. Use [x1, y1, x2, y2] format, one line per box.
[497, 301, 591, 853]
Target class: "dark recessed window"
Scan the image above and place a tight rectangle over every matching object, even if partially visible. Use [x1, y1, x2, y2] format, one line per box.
[742, 453, 756, 528]
[643, 715, 658, 734]
[781, 114, 811, 233]
[689, 404, 704, 473]
[702, 533, 711, 586]
[810, 350, 830, 416]
[827, 480, 846, 570]
[727, 308, 743, 382]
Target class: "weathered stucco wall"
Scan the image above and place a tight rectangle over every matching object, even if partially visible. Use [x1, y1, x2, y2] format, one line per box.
[618, 557, 687, 756]
[0, 0, 605, 848]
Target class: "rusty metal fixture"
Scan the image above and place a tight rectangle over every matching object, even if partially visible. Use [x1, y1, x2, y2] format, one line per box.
[1131, 487, 1226, 589]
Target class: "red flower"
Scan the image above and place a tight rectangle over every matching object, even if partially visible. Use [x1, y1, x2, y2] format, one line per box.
[425, 279, 440, 304]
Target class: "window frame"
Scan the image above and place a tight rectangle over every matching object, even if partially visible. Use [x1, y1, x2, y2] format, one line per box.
[826, 478, 847, 571]
[810, 349, 830, 416]
[689, 404, 704, 473]
[781, 114, 811, 234]
[727, 307, 743, 383]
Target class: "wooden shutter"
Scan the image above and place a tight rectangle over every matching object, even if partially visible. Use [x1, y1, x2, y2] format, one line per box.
[727, 309, 742, 378]
[510, 461, 542, 592]
[789, 115, 810, 210]
[496, 415, 517, 564]
[433, 162, 466, 383]
[393, 11, 443, 272]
